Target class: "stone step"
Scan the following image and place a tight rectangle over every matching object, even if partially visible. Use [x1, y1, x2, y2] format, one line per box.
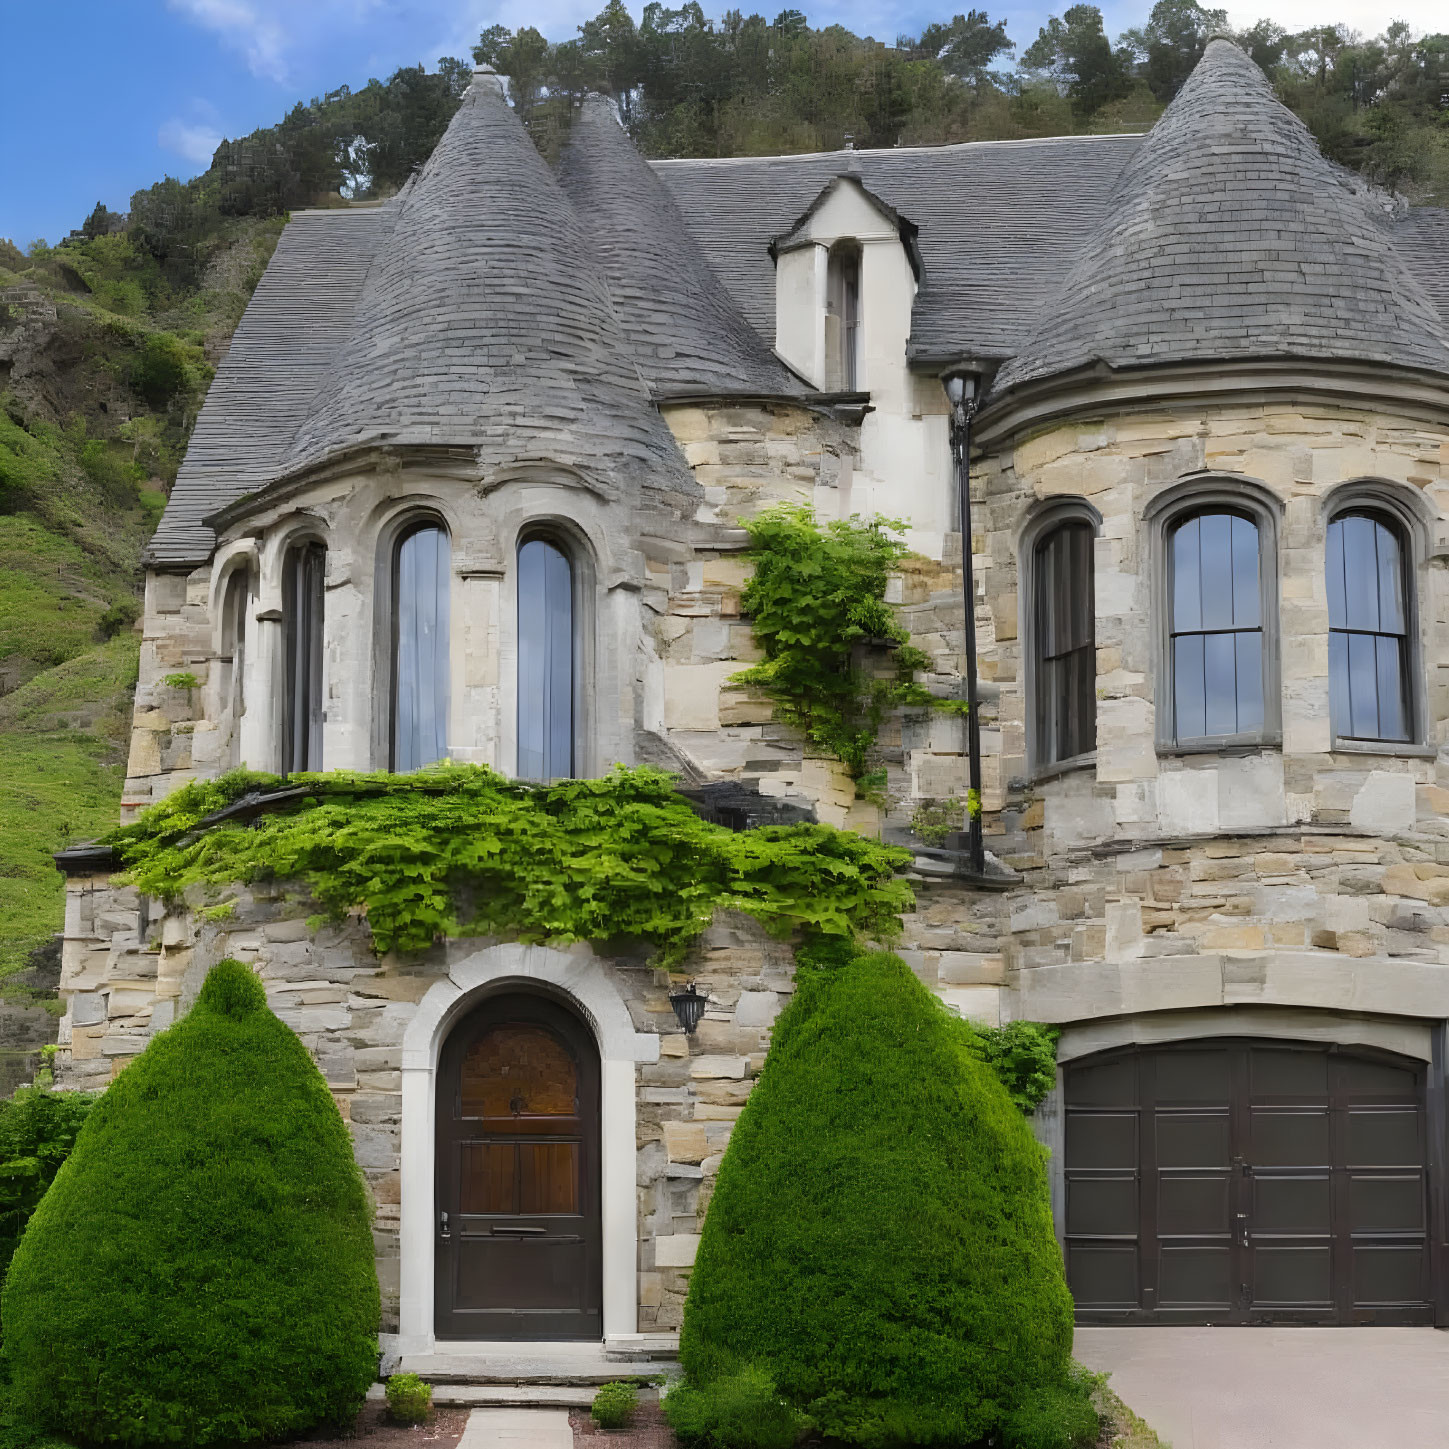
[435, 1385, 600, 1408]
[399, 1337, 677, 1387]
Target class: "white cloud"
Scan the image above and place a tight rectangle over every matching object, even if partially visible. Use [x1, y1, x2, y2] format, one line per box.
[168, 0, 389, 83]
[159, 117, 225, 166]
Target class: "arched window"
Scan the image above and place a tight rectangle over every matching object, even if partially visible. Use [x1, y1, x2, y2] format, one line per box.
[517, 535, 574, 781]
[825, 242, 860, 391]
[1166, 509, 1266, 744]
[1327, 510, 1412, 743]
[1032, 519, 1096, 766]
[391, 523, 450, 772]
[281, 541, 325, 772]
[218, 566, 251, 769]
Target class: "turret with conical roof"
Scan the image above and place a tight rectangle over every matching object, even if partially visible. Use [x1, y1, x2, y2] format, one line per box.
[557, 95, 805, 399]
[992, 38, 1449, 397]
[281, 67, 694, 501]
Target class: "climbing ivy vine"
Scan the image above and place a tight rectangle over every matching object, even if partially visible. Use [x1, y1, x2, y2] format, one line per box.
[107, 765, 913, 963]
[731, 505, 968, 783]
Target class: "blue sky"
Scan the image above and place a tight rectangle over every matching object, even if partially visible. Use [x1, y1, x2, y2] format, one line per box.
[1, 0, 1437, 247]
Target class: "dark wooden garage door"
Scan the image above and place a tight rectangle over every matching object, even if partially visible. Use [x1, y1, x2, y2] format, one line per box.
[1065, 1041, 1431, 1324]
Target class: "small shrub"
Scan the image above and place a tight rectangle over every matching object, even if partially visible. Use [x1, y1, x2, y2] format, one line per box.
[664, 1366, 804, 1449]
[590, 1380, 638, 1430]
[163, 671, 200, 690]
[964, 1019, 1062, 1115]
[129, 332, 189, 409]
[2, 959, 379, 1445]
[384, 1373, 431, 1426]
[97, 598, 138, 640]
[1002, 1367, 1102, 1449]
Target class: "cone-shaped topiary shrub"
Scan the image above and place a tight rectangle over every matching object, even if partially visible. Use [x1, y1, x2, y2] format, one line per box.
[672, 946, 1089, 1448]
[2, 959, 379, 1446]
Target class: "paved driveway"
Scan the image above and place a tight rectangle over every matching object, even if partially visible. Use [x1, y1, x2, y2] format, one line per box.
[1075, 1326, 1449, 1448]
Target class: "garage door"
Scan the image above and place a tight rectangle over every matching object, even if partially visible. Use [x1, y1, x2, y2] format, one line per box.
[1064, 1041, 1431, 1324]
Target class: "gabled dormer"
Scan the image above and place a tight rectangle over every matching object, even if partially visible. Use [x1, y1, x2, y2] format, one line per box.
[770, 172, 920, 395]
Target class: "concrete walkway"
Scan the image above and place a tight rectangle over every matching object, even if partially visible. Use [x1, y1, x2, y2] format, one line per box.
[458, 1408, 573, 1449]
[1075, 1326, 1449, 1448]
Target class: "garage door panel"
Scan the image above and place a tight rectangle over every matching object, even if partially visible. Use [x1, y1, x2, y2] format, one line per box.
[1346, 1109, 1420, 1167]
[1153, 1049, 1231, 1105]
[1067, 1176, 1138, 1235]
[1250, 1048, 1328, 1102]
[1068, 1244, 1138, 1308]
[1159, 1174, 1231, 1235]
[1158, 1246, 1233, 1308]
[1066, 1112, 1137, 1170]
[1065, 1055, 1137, 1107]
[1156, 1112, 1230, 1168]
[1251, 1174, 1331, 1234]
[1353, 1244, 1426, 1306]
[1252, 1245, 1332, 1307]
[1349, 1174, 1424, 1233]
[1336, 1057, 1418, 1099]
[1248, 1109, 1330, 1166]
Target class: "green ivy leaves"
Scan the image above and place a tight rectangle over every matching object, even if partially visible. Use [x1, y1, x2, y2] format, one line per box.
[108, 765, 913, 963]
[731, 505, 967, 781]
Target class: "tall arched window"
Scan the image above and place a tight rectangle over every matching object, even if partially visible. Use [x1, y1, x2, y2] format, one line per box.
[1032, 519, 1096, 766]
[517, 535, 574, 781]
[825, 242, 860, 391]
[1167, 510, 1265, 744]
[1327, 510, 1412, 743]
[219, 566, 251, 769]
[391, 523, 450, 772]
[282, 541, 325, 773]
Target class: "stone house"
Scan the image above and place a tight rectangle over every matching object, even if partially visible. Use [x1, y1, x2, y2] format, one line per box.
[53, 37, 1449, 1359]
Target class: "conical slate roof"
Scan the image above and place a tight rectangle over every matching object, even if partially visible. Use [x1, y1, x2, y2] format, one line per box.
[280, 68, 694, 498]
[992, 39, 1449, 395]
[557, 95, 805, 398]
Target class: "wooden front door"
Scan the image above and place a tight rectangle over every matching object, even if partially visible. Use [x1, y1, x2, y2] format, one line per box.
[1065, 1041, 1431, 1324]
[435, 993, 603, 1340]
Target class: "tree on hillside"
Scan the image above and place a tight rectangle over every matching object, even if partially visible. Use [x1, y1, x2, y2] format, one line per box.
[1122, 0, 1228, 101]
[1022, 4, 1135, 118]
[900, 10, 1015, 82]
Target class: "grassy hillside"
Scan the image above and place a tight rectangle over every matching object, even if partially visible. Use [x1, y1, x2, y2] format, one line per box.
[0, 219, 283, 1007]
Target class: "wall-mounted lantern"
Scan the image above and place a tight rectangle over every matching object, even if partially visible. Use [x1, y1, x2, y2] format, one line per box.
[668, 982, 709, 1034]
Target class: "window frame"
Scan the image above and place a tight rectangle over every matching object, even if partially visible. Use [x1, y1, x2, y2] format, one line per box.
[1148, 479, 1282, 755]
[387, 515, 453, 774]
[217, 563, 252, 770]
[515, 528, 580, 783]
[1021, 498, 1101, 777]
[280, 537, 326, 774]
[1323, 483, 1431, 756]
[825, 240, 861, 392]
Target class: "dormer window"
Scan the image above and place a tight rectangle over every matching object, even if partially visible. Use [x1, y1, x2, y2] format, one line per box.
[825, 242, 860, 391]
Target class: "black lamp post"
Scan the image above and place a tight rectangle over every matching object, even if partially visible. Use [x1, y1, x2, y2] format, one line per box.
[668, 982, 709, 1034]
[943, 367, 985, 877]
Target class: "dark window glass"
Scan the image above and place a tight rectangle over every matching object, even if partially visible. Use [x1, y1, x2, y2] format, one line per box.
[1034, 520, 1096, 764]
[392, 524, 450, 771]
[517, 536, 574, 780]
[220, 568, 250, 768]
[282, 543, 325, 772]
[1169, 510, 1264, 741]
[1327, 511, 1411, 743]
[826, 244, 860, 391]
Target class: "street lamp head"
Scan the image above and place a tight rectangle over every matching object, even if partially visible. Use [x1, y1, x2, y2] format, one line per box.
[942, 370, 976, 412]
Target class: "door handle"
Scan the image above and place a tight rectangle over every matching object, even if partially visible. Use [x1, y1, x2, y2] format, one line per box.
[439, 1210, 450, 1239]
[491, 1226, 547, 1236]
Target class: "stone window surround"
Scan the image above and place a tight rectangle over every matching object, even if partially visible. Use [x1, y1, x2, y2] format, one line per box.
[395, 942, 660, 1355]
[1322, 478, 1436, 756]
[1146, 475, 1283, 756]
[370, 502, 456, 772]
[208, 542, 261, 770]
[1018, 496, 1102, 779]
[269, 518, 332, 775]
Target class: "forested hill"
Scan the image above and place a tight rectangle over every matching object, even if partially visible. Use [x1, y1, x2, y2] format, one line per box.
[0, 1, 1444, 1079]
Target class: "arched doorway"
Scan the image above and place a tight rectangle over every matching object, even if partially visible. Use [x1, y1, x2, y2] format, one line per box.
[434, 992, 602, 1339]
[1064, 1039, 1432, 1325]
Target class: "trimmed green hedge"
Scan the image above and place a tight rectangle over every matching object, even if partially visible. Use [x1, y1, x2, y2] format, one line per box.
[672, 947, 1087, 1448]
[2, 960, 379, 1445]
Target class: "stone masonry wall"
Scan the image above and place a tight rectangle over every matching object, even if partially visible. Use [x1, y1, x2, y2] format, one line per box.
[55, 875, 795, 1334]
